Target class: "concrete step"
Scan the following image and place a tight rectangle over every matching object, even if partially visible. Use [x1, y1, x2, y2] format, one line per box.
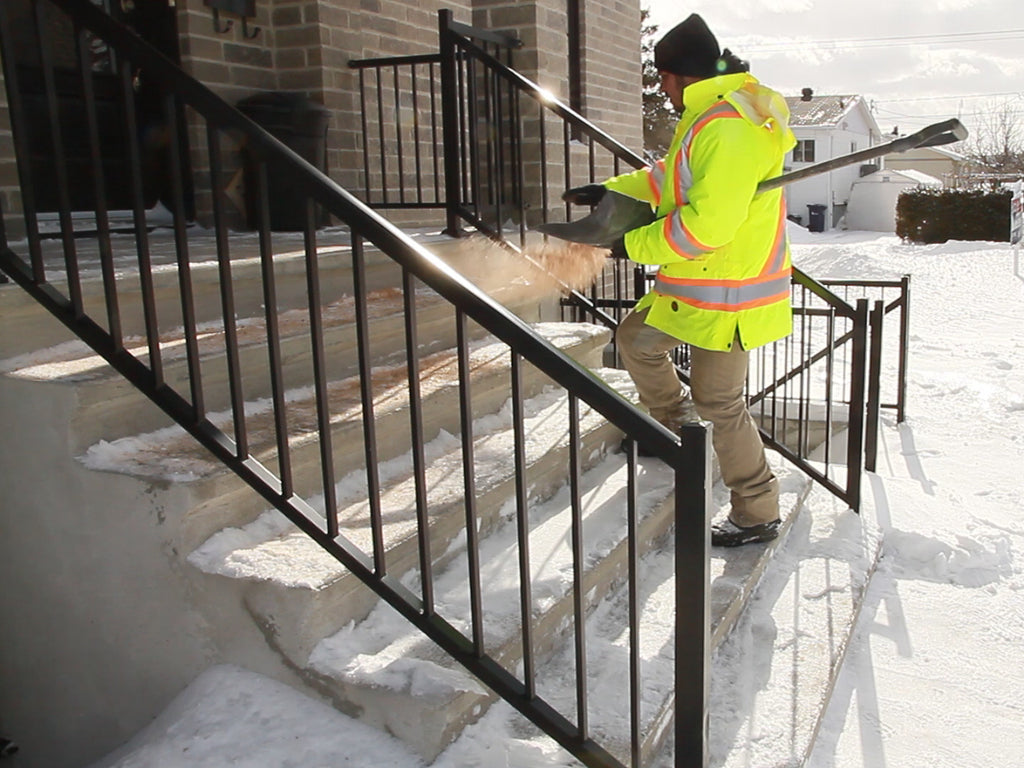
[77, 322, 612, 554]
[1, 281, 548, 452]
[423, 469, 870, 768]
[0, 228, 537, 360]
[189, 368, 639, 667]
[302, 440, 682, 762]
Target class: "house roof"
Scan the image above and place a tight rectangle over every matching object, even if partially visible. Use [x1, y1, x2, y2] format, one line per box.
[785, 94, 861, 127]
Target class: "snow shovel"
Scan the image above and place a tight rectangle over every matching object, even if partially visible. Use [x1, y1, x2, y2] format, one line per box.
[536, 118, 968, 246]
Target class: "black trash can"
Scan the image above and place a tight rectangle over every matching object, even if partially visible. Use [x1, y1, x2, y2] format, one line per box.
[237, 92, 330, 231]
[807, 203, 827, 233]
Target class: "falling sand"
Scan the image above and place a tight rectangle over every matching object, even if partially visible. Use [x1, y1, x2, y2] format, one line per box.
[446, 235, 612, 302]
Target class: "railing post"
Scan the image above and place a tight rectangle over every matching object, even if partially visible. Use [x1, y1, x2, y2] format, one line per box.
[896, 275, 911, 423]
[845, 299, 870, 512]
[438, 9, 463, 237]
[675, 423, 711, 767]
[864, 300, 885, 473]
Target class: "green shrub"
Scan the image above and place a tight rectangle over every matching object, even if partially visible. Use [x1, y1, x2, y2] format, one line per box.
[895, 187, 1012, 244]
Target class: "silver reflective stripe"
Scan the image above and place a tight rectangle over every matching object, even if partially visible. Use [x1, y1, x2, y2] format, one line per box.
[653, 272, 791, 307]
[666, 210, 708, 258]
[761, 201, 788, 275]
[675, 102, 739, 204]
[649, 161, 666, 204]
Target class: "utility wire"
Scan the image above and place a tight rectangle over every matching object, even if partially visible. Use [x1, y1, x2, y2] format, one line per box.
[740, 28, 1024, 52]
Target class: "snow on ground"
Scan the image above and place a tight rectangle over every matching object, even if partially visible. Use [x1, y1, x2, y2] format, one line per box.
[91, 230, 1024, 767]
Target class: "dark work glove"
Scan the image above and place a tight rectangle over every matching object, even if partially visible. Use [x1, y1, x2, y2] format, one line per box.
[607, 234, 628, 259]
[561, 183, 606, 206]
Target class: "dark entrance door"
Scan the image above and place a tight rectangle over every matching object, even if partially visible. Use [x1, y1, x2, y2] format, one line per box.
[6, 0, 192, 221]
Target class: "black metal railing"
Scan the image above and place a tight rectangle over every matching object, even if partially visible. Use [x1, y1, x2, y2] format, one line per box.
[348, 19, 521, 212]
[0, 3, 711, 767]
[379, 11, 893, 513]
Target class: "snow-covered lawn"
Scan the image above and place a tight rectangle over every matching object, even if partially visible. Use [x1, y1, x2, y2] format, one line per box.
[91, 231, 1024, 768]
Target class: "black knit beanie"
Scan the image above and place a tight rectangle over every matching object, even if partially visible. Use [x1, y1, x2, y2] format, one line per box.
[653, 13, 721, 78]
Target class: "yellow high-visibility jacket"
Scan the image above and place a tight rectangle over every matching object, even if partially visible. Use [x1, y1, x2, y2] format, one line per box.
[605, 72, 797, 351]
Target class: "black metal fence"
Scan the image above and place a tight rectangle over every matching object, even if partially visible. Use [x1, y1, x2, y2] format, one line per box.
[0, 3, 713, 768]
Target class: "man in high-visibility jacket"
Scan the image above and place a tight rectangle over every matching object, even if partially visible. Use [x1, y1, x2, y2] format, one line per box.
[565, 14, 796, 547]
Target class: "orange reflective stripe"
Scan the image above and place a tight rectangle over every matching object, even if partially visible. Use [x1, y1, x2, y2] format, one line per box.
[647, 160, 665, 205]
[684, 102, 743, 159]
[759, 196, 789, 276]
[663, 210, 712, 259]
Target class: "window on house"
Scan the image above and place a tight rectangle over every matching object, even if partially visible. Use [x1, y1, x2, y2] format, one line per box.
[793, 139, 815, 163]
[851, 141, 858, 153]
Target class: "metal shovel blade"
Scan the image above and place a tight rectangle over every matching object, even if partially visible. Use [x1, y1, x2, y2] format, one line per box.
[536, 191, 656, 246]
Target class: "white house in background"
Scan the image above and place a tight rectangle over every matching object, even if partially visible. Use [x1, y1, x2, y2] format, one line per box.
[784, 89, 884, 230]
[846, 168, 941, 232]
[880, 138, 974, 187]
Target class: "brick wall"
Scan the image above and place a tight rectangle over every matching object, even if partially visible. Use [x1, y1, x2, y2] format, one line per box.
[0, 0, 641, 234]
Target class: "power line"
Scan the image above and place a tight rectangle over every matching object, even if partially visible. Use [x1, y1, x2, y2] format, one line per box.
[872, 91, 1024, 104]
[740, 28, 1024, 52]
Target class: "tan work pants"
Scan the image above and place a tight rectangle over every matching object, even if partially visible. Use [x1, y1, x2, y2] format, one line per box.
[617, 308, 778, 526]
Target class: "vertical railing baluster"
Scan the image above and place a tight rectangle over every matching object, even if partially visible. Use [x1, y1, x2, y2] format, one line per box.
[493, 66, 505, 238]
[163, 92, 205, 420]
[896, 275, 911, 423]
[119, 59, 163, 385]
[255, 163, 293, 496]
[511, 352, 535, 697]
[393, 64, 405, 204]
[35, 1, 82, 312]
[456, 47, 469, 206]
[353, 234, 386, 574]
[0, 3, 44, 280]
[798, 285, 809, 456]
[457, 309, 485, 654]
[513, 88, 526, 247]
[466, 55, 482, 221]
[563, 121, 572, 221]
[404, 267, 434, 613]
[376, 68, 388, 206]
[207, 124, 248, 456]
[303, 203, 339, 535]
[358, 68, 371, 202]
[538, 103, 549, 226]
[411, 63, 424, 205]
[568, 394, 589, 738]
[76, 23, 121, 348]
[439, 10, 461, 235]
[864, 300, 885, 473]
[824, 307, 835, 471]
[430, 61, 441, 203]
[627, 438, 641, 768]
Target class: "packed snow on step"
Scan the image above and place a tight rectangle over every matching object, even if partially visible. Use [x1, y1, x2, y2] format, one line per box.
[90, 230, 1024, 768]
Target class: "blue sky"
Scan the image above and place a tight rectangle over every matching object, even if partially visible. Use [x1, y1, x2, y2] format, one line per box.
[643, 0, 1024, 142]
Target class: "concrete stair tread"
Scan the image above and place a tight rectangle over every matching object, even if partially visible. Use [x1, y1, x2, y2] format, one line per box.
[188, 368, 637, 591]
[435, 480, 880, 768]
[187, 369, 637, 663]
[303, 447, 682, 760]
[77, 322, 611, 485]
